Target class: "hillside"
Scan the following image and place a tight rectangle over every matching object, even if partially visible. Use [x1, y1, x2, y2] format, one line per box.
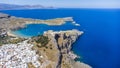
[0, 3, 54, 10]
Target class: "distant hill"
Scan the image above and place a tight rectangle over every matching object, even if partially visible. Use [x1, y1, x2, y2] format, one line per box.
[0, 3, 54, 10]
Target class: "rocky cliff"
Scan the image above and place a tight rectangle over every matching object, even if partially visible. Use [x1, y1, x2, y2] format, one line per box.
[42, 30, 91, 68]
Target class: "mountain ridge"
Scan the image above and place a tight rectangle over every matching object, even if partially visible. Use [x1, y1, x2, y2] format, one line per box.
[0, 3, 55, 10]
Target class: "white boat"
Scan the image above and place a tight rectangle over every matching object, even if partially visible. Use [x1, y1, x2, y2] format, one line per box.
[75, 23, 80, 26]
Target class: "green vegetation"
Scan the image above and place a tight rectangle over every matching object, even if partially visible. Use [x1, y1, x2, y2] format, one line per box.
[45, 46, 48, 49]
[50, 47, 53, 50]
[0, 35, 9, 45]
[32, 35, 49, 48]
[0, 35, 26, 45]
[8, 38, 26, 44]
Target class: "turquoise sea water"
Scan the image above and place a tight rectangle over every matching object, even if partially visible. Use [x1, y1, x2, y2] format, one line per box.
[0, 9, 119, 68]
[12, 22, 80, 37]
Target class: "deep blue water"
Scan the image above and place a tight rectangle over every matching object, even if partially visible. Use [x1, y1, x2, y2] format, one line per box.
[0, 9, 120, 68]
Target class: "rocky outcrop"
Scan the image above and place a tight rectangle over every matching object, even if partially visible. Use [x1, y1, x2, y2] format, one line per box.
[54, 29, 82, 54]
[0, 13, 11, 19]
[44, 30, 91, 68]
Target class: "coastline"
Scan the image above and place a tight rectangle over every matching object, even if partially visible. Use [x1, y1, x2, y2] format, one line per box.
[0, 13, 75, 32]
[0, 12, 91, 68]
[0, 8, 118, 68]
[7, 31, 17, 37]
[43, 29, 91, 68]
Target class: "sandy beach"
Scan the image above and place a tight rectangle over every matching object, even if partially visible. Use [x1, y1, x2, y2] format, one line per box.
[7, 31, 17, 37]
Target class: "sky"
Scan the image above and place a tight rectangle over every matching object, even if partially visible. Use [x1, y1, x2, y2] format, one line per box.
[0, 0, 119, 8]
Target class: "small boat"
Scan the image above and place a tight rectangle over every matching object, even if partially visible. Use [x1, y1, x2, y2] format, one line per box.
[75, 23, 80, 26]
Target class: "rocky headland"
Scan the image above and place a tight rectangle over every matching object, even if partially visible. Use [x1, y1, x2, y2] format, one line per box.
[43, 30, 91, 68]
[0, 13, 73, 31]
[0, 13, 91, 68]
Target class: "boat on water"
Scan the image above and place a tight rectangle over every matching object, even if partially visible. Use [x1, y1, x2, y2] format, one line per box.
[72, 21, 80, 26]
[75, 23, 80, 26]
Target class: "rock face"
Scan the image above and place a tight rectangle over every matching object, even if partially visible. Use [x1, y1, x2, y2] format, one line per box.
[54, 29, 82, 54]
[44, 30, 91, 68]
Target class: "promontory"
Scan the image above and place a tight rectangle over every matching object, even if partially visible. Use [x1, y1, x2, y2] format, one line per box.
[0, 13, 91, 68]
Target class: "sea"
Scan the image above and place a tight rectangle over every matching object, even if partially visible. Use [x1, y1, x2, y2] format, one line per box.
[0, 8, 119, 68]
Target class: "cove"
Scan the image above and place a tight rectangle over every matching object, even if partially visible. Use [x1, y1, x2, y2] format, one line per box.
[13, 22, 81, 37]
[1, 9, 119, 68]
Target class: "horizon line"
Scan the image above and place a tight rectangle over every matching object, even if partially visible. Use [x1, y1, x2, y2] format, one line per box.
[0, 3, 120, 9]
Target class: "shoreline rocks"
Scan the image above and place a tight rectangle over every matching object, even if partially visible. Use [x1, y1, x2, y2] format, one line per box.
[44, 29, 91, 68]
